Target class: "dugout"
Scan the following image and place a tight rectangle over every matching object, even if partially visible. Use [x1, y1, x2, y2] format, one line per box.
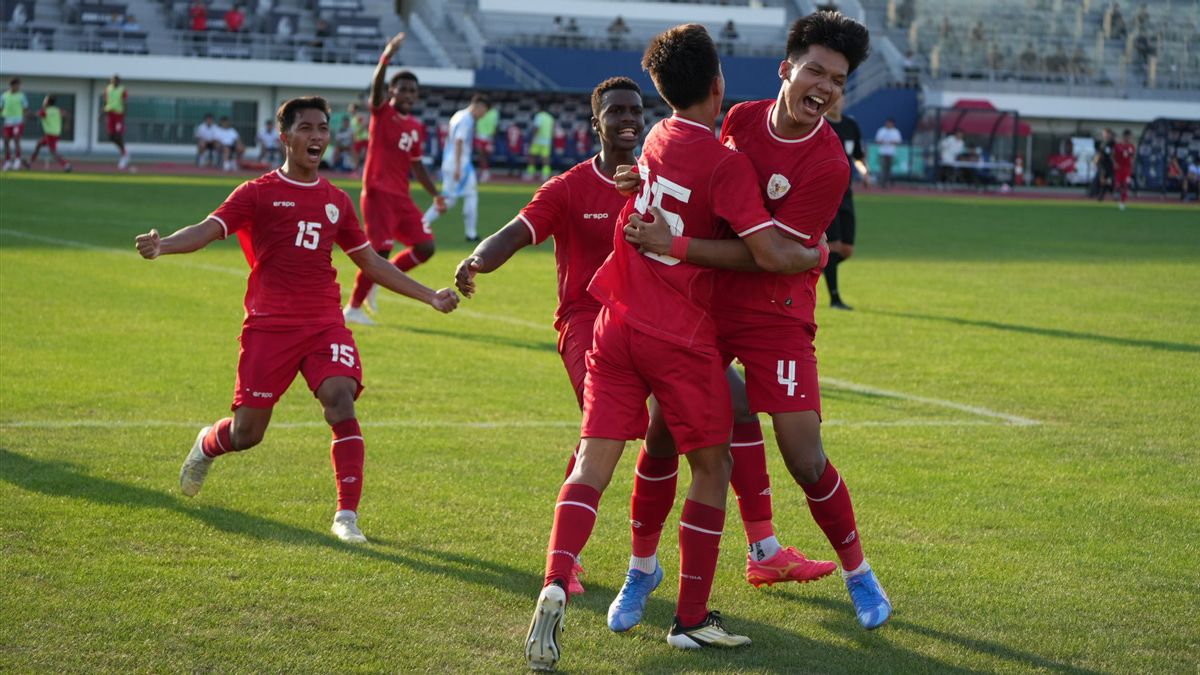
[1134, 118, 1200, 193]
[911, 100, 1031, 186]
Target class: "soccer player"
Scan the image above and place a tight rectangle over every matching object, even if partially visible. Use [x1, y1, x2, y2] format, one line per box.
[2, 78, 29, 171]
[29, 95, 72, 172]
[423, 93, 490, 243]
[348, 102, 368, 172]
[523, 25, 827, 671]
[474, 103, 498, 181]
[622, 11, 892, 631]
[103, 74, 130, 170]
[824, 96, 871, 310]
[1114, 129, 1136, 211]
[525, 105, 554, 182]
[133, 96, 460, 543]
[344, 33, 447, 326]
[1092, 128, 1115, 201]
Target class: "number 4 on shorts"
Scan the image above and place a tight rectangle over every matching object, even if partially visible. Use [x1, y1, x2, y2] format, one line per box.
[777, 360, 797, 397]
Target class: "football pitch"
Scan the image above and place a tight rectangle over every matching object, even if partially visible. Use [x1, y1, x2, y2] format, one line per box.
[1, 172, 1197, 673]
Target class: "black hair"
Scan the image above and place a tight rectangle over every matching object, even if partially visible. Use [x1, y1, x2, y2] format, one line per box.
[390, 70, 419, 87]
[470, 93, 491, 108]
[45, 95, 56, 105]
[276, 96, 331, 132]
[786, 11, 871, 73]
[642, 24, 720, 110]
[9, 78, 19, 86]
[591, 76, 642, 118]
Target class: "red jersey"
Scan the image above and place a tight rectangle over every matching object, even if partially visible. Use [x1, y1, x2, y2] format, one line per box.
[517, 156, 624, 331]
[210, 170, 370, 327]
[588, 116, 774, 352]
[714, 100, 849, 325]
[362, 103, 424, 197]
[507, 124, 524, 155]
[573, 127, 592, 157]
[1114, 141, 1135, 174]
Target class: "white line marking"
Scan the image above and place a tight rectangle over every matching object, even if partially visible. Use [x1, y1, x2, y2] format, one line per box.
[2, 228, 1041, 427]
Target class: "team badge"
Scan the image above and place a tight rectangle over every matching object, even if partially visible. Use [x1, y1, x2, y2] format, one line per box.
[325, 203, 340, 223]
[767, 173, 791, 200]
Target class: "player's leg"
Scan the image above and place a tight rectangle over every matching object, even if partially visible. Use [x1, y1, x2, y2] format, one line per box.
[826, 192, 856, 310]
[303, 324, 367, 543]
[461, 172, 479, 241]
[557, 311, 597, 594]
[11, 125, 22, 163]
[30, 137, 43, 163]
[772, 410, 891, 629]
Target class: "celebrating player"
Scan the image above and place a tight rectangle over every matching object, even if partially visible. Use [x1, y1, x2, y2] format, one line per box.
[343, 33, 448, 326]
[1114, 128, 1136, 211]
[622, 11, 892, 631]
[134, 96, 459, 544]
[29, 95, 72, 172]
[523, 25, 828, 671]
[2, 78, 29, 171]
[423, 93, 491, 242]
[103, 74, 131, 170]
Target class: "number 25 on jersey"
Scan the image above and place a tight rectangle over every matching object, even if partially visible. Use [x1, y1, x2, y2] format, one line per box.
[634, 168, 691, 266]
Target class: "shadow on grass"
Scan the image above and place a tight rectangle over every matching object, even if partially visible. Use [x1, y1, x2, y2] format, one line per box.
[373, 323, 557, 354]
[869, 309, 1200, 354]
[1, 448, 1095, 673]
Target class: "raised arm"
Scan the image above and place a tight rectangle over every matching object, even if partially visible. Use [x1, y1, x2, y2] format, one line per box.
[135, 218, 225, 259]
[348, 245, 459, 313]
[370, 32, 405, 108]
[453, 218, 533, 297]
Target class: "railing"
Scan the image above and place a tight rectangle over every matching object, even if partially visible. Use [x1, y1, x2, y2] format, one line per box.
[495, 32, 781, 59]
[482, 45, 559, 90]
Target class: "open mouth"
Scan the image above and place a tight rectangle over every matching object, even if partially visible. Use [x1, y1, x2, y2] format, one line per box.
[802, 95, 825, 115]
[616, 125, 639, 141]
[306, 143, 323, 161]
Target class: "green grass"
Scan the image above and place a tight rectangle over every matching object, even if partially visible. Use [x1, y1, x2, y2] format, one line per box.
[1, 172, 1197, 673]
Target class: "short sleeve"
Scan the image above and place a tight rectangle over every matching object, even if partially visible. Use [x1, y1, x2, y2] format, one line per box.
[516, 175, 570, 245]
[771, 158, 849, 242]
[711, 153, 774, 238]
[209, 181, 258, 238]
[334, 189, 369, 254]
[453, 117, 471, 144]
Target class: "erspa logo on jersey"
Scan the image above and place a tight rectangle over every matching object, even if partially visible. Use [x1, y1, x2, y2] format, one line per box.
[325, 203, 340, 224]
[767, 173, 791, 200]
[583, 213, 609, 220]
[273, 200, 295, 207]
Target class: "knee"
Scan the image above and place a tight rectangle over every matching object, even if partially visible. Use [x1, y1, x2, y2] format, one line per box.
[231, 418, 266, 450]
[322, 392, 356, 425]
[414, 240, 436, 261]
[690, 450, 733, 484]
[783, 448, 827, 485]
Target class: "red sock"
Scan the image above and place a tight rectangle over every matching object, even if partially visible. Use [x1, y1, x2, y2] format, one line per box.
[801, 460, 864, 570]
[562, 442, 579, 480]
[630, 447, 679, 557]
[201, 417, 234, 457]
[390, 247, 427, 273]
[544, 483, 601, 595]
[330, 418, 364, 512]
[676, 499, 725, 626]
[729, 420, 774, 544]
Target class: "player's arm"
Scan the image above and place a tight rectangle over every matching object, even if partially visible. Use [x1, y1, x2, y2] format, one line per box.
[348, 245, 459, 313]
[135, 218, 225, 259]
[624, 207, 824, 274]
[411, 160, 446, 212]
[370, 32, 405, 108]
[454, 219, 533, 297]
[453, 136, 464, 182]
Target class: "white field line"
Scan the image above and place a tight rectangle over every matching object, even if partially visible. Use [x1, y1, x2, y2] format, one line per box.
[1, 228, 1041, 427]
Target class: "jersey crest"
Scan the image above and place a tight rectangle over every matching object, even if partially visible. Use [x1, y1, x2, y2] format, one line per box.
[767, 173, 791, 200]
[325, 203, 340, 224]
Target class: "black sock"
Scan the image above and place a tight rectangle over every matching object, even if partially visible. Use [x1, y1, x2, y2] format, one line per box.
[825, 251, 844, 302]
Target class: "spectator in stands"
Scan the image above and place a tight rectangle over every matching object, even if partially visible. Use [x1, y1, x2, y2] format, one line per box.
[1110, 3, 1127, 40]
[1070, 46, 1091, 80]
[216, 116, 243, 171]
[1047, 45, 1069, 79]
[564, 17, 581, 47]
[608, 16, 630, 51]
[874, 118, 902, 188]
[1135, 3, 1150, 32]
[121, 13, 141, 31]
[256, 119, 281, 165]
[903, 50, 920, 86]
[719, 20, 739, 56]
[334, 115, 354, 171]
[970, 20, 985, 45]
[938, 131, 965, 185]
[189, 0, 207, 56]
[307, 19, 331, 63]
[195, 113, 221, 167]
[1164, 155, 1182, 194]
[897, 0, 915, 28]
[225, 5, 246, 33]
[1019, 42, 1038, 76]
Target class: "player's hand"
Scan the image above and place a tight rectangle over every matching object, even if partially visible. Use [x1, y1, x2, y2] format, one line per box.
[135, 229, 162, 259]
[434, 195, 447, 214]
[861, 173, 873, 189]
[623, 205, 672, 255]
[430, 287, 460, 313]
[614, 164, 642, 196]
[454, 255, 483, 297]
[383, 32, 405, 58]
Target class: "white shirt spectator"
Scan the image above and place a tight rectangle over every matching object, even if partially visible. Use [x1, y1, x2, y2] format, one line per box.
[441, 108, 475, 176]
[215, 125, 240, 147]
[875, 124, 903, 156]
[939, 134, 964, 164]
[257, 127, 279, 150]
[195, 120, 220, 143]
[1188, 160, 1200, 178]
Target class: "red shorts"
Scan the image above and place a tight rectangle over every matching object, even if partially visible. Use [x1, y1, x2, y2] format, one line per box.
[106, 113, 124, 136]
[3, 124, 23, 139]
[473, 137, 494, 155]
[557, 308, 599, 409]
[1114, 170, 1131, 187]
[582, 308, 731, 454]
[360, 188, 431, 250]
[232, 322, 364, 410]
[716, 310, 821, 417]
[40, 135, 59, 152]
